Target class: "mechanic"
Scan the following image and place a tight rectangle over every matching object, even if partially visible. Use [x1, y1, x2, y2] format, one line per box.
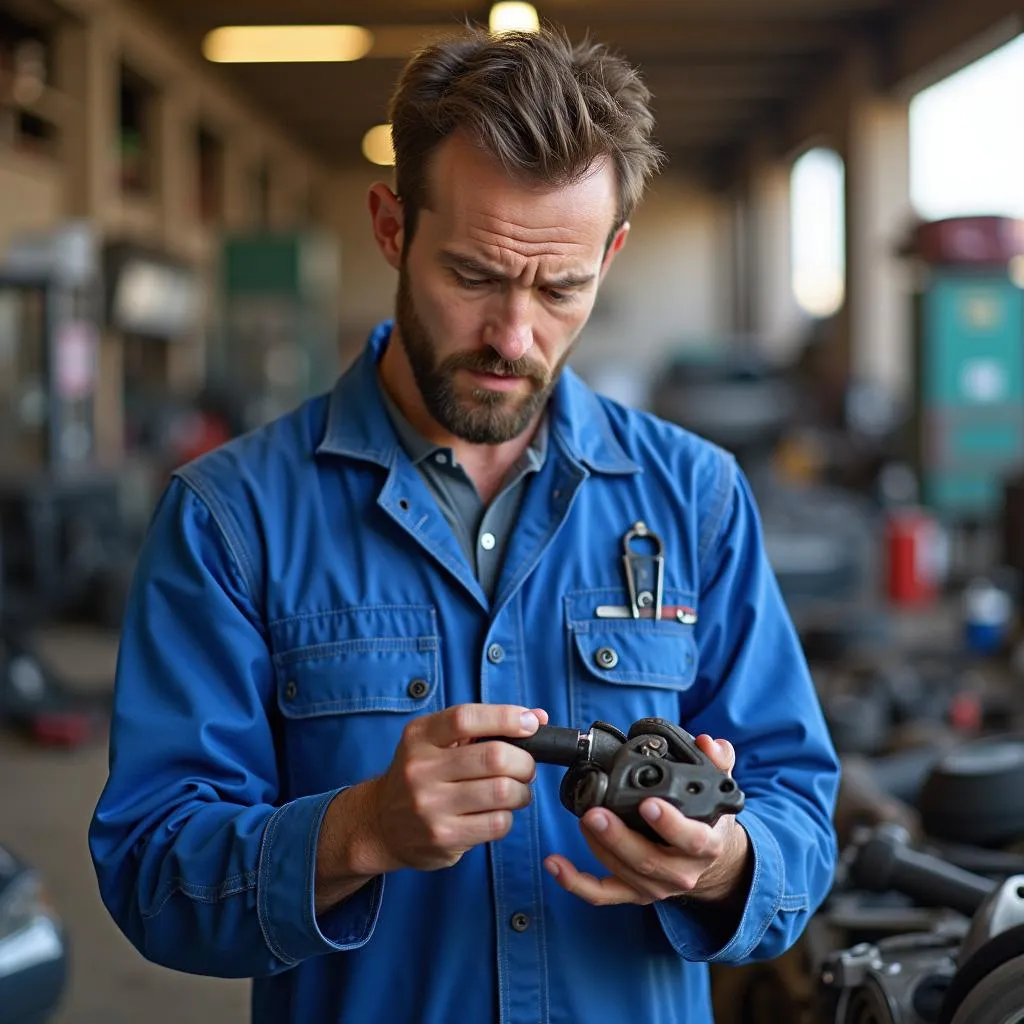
[90, 25, 841, 1024]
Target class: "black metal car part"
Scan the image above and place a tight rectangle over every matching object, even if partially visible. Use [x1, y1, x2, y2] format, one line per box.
[498, 717, 745, 843]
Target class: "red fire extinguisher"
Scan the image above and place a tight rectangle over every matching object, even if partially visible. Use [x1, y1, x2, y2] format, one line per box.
[884, 507, 947, 606]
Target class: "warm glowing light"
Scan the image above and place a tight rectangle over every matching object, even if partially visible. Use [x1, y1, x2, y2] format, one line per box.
[362, 124, 395, 166]
[792, 271, 845, 318]
[489, 3, 540, 34]
[202, 25, 373, 63]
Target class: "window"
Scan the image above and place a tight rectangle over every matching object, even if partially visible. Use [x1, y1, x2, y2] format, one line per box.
[790, 147, 846, 317]
[910, 33, 1024, 220]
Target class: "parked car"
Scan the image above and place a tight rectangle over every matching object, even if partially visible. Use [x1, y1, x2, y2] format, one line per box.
[0, 843, 68, 1023]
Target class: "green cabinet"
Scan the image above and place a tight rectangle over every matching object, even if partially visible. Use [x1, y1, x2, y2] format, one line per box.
[915, 271, 1024, 519]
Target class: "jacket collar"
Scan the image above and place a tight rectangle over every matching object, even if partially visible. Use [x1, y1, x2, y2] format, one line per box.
[316, 320, 639, 475]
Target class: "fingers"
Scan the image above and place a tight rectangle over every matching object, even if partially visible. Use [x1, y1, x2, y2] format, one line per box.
[456, 810, 516, 847]
[578, 830, 674, 903]
[543, 854, 646, 906]
[695, 734, 736, 774]
[420, 703, 545, 748]
[579, 804, 721, 896]
[446, 777, 533, 816]
[443, 738, 538, 784]
[587, 803, 720, 862]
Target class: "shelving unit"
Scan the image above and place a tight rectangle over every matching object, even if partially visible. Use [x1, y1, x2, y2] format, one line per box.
[0, 10, 66, 162]
[0, 0, 336, 472]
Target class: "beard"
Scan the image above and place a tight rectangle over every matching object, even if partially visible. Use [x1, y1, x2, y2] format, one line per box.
[395, 267, 572, 445]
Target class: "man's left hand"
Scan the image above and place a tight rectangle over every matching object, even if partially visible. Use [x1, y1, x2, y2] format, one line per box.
[543, 735, 750, 906]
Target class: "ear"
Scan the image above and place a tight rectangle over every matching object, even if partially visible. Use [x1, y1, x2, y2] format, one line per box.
[368, 183, 405, 271]
[599, 221, 630, 282]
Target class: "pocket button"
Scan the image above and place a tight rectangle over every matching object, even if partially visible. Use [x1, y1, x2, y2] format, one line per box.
[595, 647, 619, 670]
[284, 680, 298, 700]
[407, 678, 430, 699]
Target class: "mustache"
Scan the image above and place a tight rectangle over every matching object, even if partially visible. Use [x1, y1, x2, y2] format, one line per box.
[443, 350, 548, 384]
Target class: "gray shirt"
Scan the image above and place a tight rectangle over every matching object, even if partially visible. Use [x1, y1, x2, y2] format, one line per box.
[379, 382, 548, 602]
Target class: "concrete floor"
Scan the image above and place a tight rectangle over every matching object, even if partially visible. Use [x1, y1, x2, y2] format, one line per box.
[0, 628, 250, 1024]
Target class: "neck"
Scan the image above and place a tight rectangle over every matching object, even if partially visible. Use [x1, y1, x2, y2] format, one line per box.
[378, 325, 541, 504]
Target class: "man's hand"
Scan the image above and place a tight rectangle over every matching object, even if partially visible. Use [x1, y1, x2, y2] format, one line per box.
[543, 734, 751, 907]
[354, 703, 550, 873]
[315, 703, 548, 912]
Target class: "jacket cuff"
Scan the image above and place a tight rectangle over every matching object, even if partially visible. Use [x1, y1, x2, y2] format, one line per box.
[653, 810, 784, 962]
[257, 790, 384, 965]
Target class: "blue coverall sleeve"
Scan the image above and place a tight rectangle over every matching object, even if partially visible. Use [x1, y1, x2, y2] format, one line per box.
[88, 478, 383, 977]
[654, 461, 840, 964]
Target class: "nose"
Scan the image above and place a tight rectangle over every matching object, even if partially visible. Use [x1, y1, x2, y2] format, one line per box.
[483, 288, 535, 363]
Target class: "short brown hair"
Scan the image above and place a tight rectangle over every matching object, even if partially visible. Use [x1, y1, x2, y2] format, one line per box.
[387, 25, 664, 244]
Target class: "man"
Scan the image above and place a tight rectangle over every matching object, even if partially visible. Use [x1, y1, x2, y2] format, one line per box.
[90, 26, 840, 1024]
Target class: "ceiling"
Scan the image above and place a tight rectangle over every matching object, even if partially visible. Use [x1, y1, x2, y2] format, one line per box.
[125, 0, 909, 177]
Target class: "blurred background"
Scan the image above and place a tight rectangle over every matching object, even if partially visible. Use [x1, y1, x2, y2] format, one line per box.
[1, 1, 1024, 1022]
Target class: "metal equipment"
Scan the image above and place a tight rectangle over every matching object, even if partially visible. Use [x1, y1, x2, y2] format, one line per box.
[495, 717, 744, 841]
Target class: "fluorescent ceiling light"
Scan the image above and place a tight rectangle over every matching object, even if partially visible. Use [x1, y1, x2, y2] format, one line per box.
[489, 3, 540, 34]
[203, 25, 374, 63]
[362, 124, 395, 166]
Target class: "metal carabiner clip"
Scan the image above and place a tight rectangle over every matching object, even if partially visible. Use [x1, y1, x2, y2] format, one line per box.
[622, 521, 666, 619]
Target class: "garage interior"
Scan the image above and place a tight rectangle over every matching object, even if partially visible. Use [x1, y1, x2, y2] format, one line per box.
[2, 0, 1024, 1021]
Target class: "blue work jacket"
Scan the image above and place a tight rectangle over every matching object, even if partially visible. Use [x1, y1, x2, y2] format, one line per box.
[90, 321, 840, 1024]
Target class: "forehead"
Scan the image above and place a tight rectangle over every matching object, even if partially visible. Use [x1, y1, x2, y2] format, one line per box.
[420, 132, 617, 269]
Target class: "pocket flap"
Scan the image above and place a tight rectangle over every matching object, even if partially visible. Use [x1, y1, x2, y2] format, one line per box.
[275, 636, 440, 718]
[571, 624, 697, 691]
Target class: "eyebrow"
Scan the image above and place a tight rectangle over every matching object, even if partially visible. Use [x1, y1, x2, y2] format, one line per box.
[438, 249, 596, 290]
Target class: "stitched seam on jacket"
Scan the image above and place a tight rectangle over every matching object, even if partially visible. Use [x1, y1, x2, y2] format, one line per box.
[142, 870, 257, 920]
[268, 604, 438, 629]
[708, 815, 785, 963]
[697, 450, 736, 587]
[174, 470, 262, 619]
[256, 806, 298, 966]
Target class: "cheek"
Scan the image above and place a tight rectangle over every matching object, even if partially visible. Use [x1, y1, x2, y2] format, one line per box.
[417, 278, 482, 339]
[537, 298, 593, 358]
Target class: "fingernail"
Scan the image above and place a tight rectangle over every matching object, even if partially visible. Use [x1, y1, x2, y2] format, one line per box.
[545, 860, 560, 878]
[589, 811, 609, 832]
[520, 711, 539, 732]
[640, 801, 662, 822]
[713, 740, 724, 757]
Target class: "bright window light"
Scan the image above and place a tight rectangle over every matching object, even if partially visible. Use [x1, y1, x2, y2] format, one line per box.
[202, 25, 374, 63]
[362, 124, 395, 166]
[791, 147, 846, 318]
[489, 3, 540, 34]
[910, 33, 1024, 220]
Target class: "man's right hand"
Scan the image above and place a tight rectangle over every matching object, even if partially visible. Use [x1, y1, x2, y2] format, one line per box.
[315, 703, 547, 912]
[362, 703, 548, 873]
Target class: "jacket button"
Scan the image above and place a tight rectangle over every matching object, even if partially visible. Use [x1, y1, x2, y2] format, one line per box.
[284, 680, 298, 700]
[510, 912, 530, 932]
[407, 678, 429, 699]
[487, 643, 505, 664]
[595, 647, 619, 670]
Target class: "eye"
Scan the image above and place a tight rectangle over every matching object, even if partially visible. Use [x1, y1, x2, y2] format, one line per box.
[452, 272, 489, 290]
[543, 287, 572, 304]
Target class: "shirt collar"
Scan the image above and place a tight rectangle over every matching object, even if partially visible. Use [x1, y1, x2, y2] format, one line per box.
[316, 320, 639, 476]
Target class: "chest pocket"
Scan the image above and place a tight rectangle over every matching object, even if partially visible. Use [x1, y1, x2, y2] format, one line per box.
[270, 605, 443, 796]
[565, 588, 700, 732]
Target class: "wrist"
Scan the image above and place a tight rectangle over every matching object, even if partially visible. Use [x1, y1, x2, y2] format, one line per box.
[314, 780, 392, 913]
[343, 778, 395, 877]
[692, 820, 752, 904]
